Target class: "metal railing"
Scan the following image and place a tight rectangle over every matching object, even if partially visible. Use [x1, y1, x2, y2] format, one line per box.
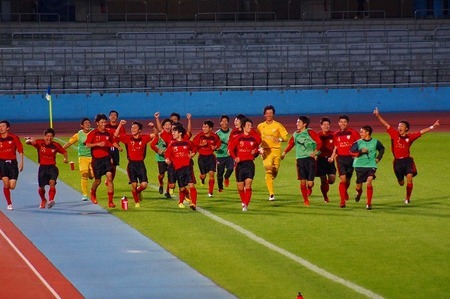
[0, 13, 60, 23]
[194, 12, 277, 22]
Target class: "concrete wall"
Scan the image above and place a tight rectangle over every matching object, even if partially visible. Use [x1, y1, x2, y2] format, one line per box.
[1, 86, 449, 122]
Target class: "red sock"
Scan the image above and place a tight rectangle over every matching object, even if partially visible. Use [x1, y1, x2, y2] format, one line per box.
[189, 187, 197, 205]
[38, 188, 46, 201]
[49, 187, 56, 201]
[239, 190, 245, 204]
[300, 184, 308, 202]
[245, 188, 252, 206]
[3, 187, 11, 205]
[320, 181, 329, 199]
[179, 191, 185, 204]
[208, 178, 215, 194]
[339, 182, 347, 206]
[406, 183, 413, 200]
[132, 191, 139, 203]
[307, 185, 313, 196]
[367, 185, 373, 206]
[108, 191, 114, 203]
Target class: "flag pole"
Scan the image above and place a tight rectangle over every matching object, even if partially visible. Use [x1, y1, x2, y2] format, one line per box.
[46, 87, 53, 128]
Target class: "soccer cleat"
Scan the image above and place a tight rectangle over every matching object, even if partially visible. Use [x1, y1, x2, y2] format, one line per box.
[355, 193, 361, 202]
[7, 204, 13, 211]
[178, 203, 185, 208]
[404, 199, 410, 204]
[304, 200, 310, 206]
[46, 200, 55, 209]
[189, 204, 196, 211]
[81, 196, 88, 201]
[218, 189, 223, 193]
[39, 200, 47, 209]
[366, 205, 372, 210]
[108, 202, 116, 208]
[164, 192, 172, 199]
[90, 191, 98, 204]
[158, 186, 164, 194]
[269, 194, 275, 201]
[242, 205, 248, 212]
[135, 202, 141, 208]
[208, 193, 213, 198]
[224, 178, 230, 187]
[324, 197, 330, 203]
[339, 204, 346, 208]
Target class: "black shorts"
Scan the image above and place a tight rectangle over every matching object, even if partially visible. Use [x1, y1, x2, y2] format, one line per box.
[110, 147, 120, 166]
[355, 167, 377, 184]
[198, 154, 217, 174]
[216, 156, 234, 172]
[127, 160, 148, 183]
[167, 164, 176, 184]
[315, 156, 336, 177]
[157, 161, 168, 175]
[92, 156, 113, 179]
[38, 165, 59, 187]
[336, 156, 354, 179]
[296, 157, 316, 181]
[174, 165, 195, 188]
[235, 160, 255, 182]
[0, 159, 19, 180]
[393, 157, 417, 181]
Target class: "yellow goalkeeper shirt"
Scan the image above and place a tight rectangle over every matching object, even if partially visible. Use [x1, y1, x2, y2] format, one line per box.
[257, 120, 289, 150]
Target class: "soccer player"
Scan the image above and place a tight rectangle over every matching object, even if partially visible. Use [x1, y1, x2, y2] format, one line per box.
[281, 116, 322, 206]
[0, 120, 24, 211]
[149, 119, 171, 197]
[215, 115, 234, 192]
[85, 113, 121, 208]
[192, 120, 221, 197]
[350, 125, 385, 210]
[228, 118, 261, 212]
[257, 105, 289, 201]
[63, 117, 94, 201]
[373, 107, 440, 204]
[105, 110, 125, 185]
[315, 117, 336, 203]
[26, 128, 68, 209]
[165, 124, 198, 210]
[114, 120, 152, 208]
[330, 115, 360, 208]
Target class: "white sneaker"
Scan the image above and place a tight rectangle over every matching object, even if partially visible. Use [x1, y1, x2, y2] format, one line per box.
[242, 205, 248, 212]
[404, 199, 410, 204]
[47, 200, 56, 209]
[81, 196, 88, 201]
[7, 204, 13, 210]
[208, 193, 213, 198]
[269, 194, 275, 201]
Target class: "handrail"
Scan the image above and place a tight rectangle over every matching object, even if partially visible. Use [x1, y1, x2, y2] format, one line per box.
[86, 13, 168, 23]
[194, 12, 276, 22]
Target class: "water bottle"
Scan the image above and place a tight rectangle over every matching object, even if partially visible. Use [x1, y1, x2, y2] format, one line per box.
[121, 196, 128, 210]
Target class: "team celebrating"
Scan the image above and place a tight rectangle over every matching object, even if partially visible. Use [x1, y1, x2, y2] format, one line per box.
[0, 107, 440, 211]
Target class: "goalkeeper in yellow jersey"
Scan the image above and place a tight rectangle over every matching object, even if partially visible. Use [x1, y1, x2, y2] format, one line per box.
[256, 105, 289, 201]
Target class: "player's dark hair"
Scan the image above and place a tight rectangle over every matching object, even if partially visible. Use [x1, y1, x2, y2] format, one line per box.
[132, 121, 143, 131]
[361, 125, 373, 135]
[80, 117, 90, 125]
[95, 113, 107, 123]
[0, 120, 10, 128]
[109, 110, 119, 117]
[44, 128, 55, 136]
[172, 124, 186, 137]
[241, 118, 253, 130]
[204, 120, 214, 129]
[339, 114, 349, 122]
[170, 112, 181, 121]
[235, 114, 247, 122]
[220, 115, 229, 122]
[320, 117, 331, 124]
[399, 120, 410, 131]
[263, 105, 275, 115]
[298, 116, 310, 128]
[162, 118, 172, 126]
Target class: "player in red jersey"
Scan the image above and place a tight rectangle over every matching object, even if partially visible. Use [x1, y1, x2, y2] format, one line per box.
[228, 118, 261, 212]
[26, 128, 68, 209]
[315, 117, 336, 203]
[373, 108, 440, 204]
[0, 120, 24, 211]
[85, 114, 121, 208]
[114, 120, 153, 208]
[192, 120, 221, 197]
[105, 110, 126, 185]
[165, 124, 198, 210]
[330, 115, 360, 208]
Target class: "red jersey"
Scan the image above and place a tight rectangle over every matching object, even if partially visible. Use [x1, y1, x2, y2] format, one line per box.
[85, 129, 114, 159]
[333, 128, 360, 156]
[106, 122, 125, 143]
[119, 134, 152, 161]
[32, 140, 66, 165]
[228, 133, 261, 162]
[165, 139, 195, 170]
[318, 130, 334, 158]
[387, 126, 422, 159]
[192, 132, 221, 156]
[160, 130, 173, 146]
[0, 133, 23, 160]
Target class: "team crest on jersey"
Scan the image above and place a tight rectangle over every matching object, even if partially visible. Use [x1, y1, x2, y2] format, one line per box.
[405, 138, 409, 143]
[347, 135, 350, 140]
[329, 139, 333, 143]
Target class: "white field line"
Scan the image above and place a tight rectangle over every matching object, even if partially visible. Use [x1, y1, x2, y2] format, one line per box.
[0, 228, 61, 299]
[58, 138, 384, 298]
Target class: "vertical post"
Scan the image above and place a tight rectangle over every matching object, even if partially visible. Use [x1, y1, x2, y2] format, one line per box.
[46, 87, 53, 128]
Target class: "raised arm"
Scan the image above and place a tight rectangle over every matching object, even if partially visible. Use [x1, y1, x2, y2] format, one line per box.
[420, 119, 440, 135]
[373, 107, 391, 129]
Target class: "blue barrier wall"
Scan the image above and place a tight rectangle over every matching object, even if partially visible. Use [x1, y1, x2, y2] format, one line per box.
[1, 87, 449, 122]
